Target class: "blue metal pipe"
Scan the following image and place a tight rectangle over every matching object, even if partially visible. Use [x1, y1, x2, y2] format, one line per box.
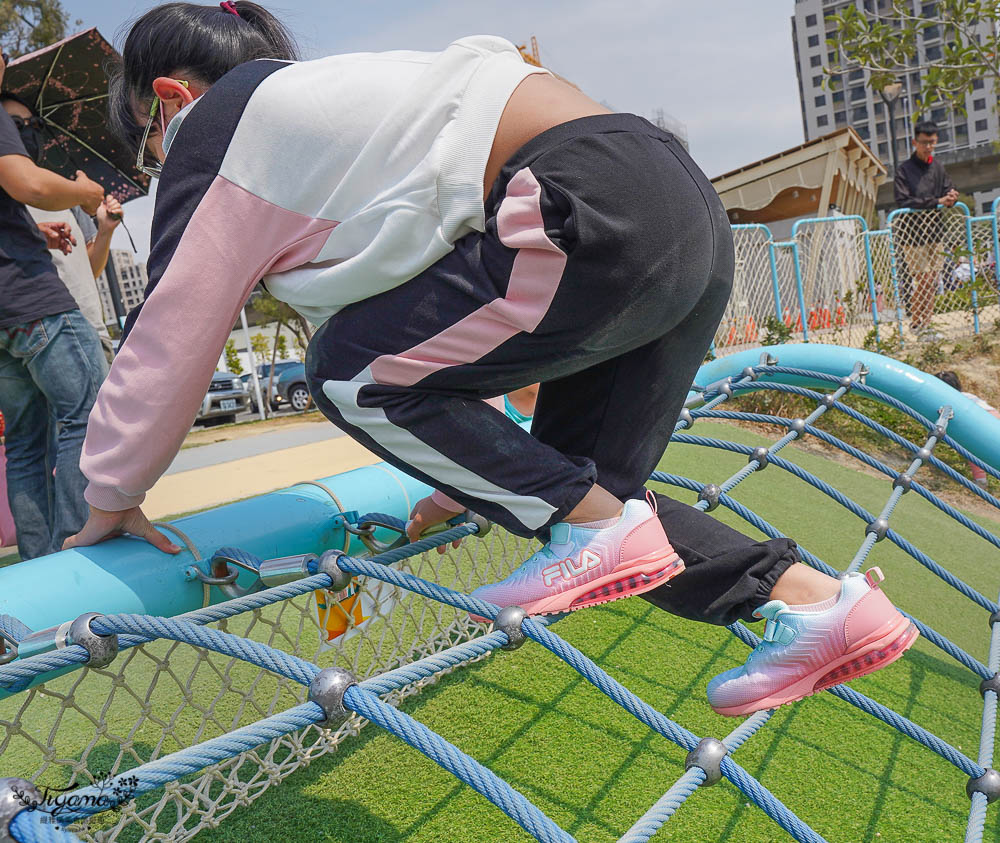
[0, 463, 431, 636]
[692, 344, 1000, 471]
[862, 230, 881, 347]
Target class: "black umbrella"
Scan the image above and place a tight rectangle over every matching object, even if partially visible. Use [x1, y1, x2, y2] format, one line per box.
[3, 27, 150, 202]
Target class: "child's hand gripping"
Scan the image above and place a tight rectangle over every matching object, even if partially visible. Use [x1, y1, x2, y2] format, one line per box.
[63, 505, 181, 554]
[406, 495, 468, 554]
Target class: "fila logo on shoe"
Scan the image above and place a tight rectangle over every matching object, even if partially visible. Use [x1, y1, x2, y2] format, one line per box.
[541, 550, 602, 586]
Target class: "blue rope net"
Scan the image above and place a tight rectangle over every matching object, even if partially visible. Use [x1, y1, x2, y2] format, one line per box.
[2, 356, 999, 842]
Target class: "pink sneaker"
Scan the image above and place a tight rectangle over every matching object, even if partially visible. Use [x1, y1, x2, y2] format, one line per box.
[469, 497, 683, 618]
[707, 568, 918, 717]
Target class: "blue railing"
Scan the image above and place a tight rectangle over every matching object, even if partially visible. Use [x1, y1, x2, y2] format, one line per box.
[722, 202, 1000, 353]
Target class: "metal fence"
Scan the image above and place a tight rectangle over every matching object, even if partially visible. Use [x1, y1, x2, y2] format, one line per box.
[720, 200, 1000, 356]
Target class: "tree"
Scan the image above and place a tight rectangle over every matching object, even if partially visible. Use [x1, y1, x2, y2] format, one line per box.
[274, 334, 289, 361]
[0, 0, 71, 57]
[249, 332, 270, 367]
[248, 288, 313, 352]
[825, 1, 999, 113]
[224, 339, 243, 375]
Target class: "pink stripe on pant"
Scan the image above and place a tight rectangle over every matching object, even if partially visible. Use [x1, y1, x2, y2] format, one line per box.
[368, 167, 567, 387]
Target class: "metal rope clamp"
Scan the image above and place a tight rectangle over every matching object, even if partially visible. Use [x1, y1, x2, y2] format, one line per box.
[685, 737, 728, 787]
[967, 768, 1000, 804]
[316, 549, 353, 592]
[493, 606, 528, 651]
[1, 777, 42, 843]
[348, 511, 491, 556]
[68, 612, 119, 669]
[12, 612, 118, 667]
[201, 547, 325, 598]
[697, 483, 722, 512]
[308, 666, 358, 728]
[0, 631, 17, 666]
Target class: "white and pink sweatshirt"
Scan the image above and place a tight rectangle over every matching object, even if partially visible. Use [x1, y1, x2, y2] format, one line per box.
[81, 37, 547, 511]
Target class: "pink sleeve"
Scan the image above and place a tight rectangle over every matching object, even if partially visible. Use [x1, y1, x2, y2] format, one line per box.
[82, 176, 336, 511]
[426, 396, 506, 514]
[430, 489, 466, 514]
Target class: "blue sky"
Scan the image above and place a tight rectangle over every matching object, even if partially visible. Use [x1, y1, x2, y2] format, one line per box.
[68, 0, 805, 259]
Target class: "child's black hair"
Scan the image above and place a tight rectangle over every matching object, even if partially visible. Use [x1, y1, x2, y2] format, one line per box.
[108, 2, 298, 151]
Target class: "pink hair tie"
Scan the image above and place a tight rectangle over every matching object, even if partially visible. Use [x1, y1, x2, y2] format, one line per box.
[220, 1, 240, 17]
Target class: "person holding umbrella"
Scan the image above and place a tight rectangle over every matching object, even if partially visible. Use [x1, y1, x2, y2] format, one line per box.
[0, 51, 107, 560]
[3, 92, 124, 362]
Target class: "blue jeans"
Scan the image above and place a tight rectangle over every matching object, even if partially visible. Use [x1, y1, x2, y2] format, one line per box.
[0, 310, 106, 559]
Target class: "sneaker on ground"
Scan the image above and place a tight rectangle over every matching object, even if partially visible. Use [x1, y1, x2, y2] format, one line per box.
[707, 567, 918, 717]
[469, 497, 684, 618]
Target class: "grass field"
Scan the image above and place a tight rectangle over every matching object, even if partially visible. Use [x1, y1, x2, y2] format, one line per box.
[195, 419, 1000, 843]
[3, 418, 999, 842]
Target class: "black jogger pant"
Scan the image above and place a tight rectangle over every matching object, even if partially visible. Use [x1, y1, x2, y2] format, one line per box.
[307, 113, 735, 538]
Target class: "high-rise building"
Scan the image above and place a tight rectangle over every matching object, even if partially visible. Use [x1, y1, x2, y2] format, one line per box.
[96, 250, 148, 324]
[791, 1, 998, 171]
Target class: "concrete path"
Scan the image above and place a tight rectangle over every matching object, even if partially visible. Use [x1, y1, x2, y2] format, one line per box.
[166, 423, 346, 474]
[140, 421, 378, 520]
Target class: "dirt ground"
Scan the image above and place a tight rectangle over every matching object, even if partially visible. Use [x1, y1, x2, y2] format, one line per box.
[724, 336, 1000, 521]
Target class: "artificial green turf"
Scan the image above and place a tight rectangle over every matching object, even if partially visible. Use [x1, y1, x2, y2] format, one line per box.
[193, 420, 1000, 843]
[3, 419, 999, 842]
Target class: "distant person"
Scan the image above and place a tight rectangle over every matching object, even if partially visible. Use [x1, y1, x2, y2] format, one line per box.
[0, 53, 106, 560]
[1, 95, 124, 363]
[893, 120, 958, 341]
[935, 371, 1000, 489]
[950, 255, 971, 292]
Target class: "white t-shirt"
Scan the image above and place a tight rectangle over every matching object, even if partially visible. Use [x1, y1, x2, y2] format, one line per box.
[27, 206, 112, 350]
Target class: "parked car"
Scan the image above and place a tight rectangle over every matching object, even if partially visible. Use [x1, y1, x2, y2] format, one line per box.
[197, 372, 249, 426]
[276, 363, 312, 412]
[241, 361, 301, 413]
